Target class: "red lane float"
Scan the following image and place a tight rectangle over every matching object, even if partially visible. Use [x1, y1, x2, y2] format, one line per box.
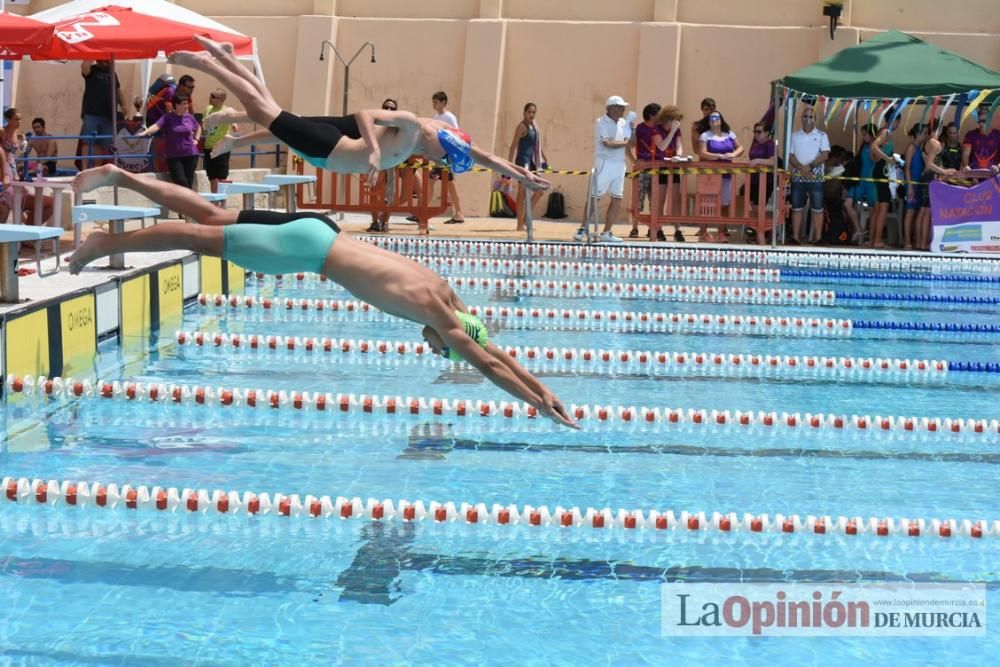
[196, 294, 854, 336]
[4, 477, 995, 539]
[173, 330, 949, 380]
[7, 375, 999, 438]
[252, 258, 782, 283]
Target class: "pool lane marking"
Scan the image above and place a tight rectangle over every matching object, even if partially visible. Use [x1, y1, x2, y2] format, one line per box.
[252, 261, 783, 283]
[196, 293, 1000, 336]
[8, 375, 1000, 438]
[358, 236, 1000, 274]
[196, 293, 854, 335]
[174, 330, 963, 378]
[248, 276, 1000, 307]
[3, 477, 996, 539]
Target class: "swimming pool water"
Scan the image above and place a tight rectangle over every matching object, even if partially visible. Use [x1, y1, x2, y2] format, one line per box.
[1, 248, 997, 665]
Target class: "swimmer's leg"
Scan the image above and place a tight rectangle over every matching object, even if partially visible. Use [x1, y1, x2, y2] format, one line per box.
[168, 49, 281, 128]
[69, 223, 223, 274]
[74, 164, 236, 225]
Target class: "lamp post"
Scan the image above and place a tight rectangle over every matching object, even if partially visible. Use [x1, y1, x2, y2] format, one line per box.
[319, 40, 376, 115]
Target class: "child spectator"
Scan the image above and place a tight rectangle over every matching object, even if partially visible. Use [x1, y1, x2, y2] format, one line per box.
[203, 88, 237, 192]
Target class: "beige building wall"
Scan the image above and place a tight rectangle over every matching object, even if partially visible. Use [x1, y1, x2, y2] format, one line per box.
[10, 0, 1000, 218]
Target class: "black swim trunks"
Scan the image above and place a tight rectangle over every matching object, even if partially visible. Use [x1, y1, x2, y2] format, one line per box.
[267, 111, 362, 166]
[236, 209, 341, 233]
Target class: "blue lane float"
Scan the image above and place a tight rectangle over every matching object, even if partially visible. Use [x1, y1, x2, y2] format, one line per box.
[835, 292, 1000, 304]
[851, 320, 1000, 333]
[784, 269, 1000, 284]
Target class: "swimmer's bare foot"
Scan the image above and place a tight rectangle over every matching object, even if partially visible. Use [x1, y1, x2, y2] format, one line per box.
[194, 34, 235, 58]
[68, 231, 110, 274]
[203, 107, 248, 129]
[73, 164, 122, 195]
[166, 49, 214, 71]
[210, 134, 236, 159]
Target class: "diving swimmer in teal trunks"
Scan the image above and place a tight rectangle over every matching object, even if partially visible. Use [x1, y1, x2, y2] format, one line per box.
[67, 165, 578, 429]
[165, 36, 551, 189]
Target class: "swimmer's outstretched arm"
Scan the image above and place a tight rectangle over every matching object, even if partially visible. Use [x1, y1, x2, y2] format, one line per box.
[428, 306, 579, 429]
[470, 146, 552, 191]
[355, 109, 421, 181]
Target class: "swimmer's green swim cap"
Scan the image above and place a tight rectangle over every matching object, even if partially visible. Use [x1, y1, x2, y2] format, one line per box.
[443, 311, 489, 362]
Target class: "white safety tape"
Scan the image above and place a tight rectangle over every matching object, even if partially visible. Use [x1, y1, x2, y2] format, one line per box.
[196, 294, 853, 336]
[3, 477, 995, 538]
[173, 330, 949, 379]
[8, 375, 999, 437]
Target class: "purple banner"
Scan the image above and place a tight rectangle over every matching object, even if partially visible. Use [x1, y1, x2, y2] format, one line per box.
[930, 175, 1000, 254]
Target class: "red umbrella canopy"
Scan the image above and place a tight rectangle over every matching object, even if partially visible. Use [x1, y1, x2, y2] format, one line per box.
[0, 12, 56, 59]
[32, 5, 253, 60]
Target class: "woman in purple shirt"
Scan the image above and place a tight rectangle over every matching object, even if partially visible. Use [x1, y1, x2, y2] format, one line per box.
[138, 93, 201, 189]
[696, 110, 744, 242]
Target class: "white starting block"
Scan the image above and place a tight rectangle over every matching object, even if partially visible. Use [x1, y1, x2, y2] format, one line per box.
[220, 182, 279, 211]
[262, 174, 317, 213]
[72, 204, 161, 269]
[198, 192, 228, 206]
[0, 223, 66, 302]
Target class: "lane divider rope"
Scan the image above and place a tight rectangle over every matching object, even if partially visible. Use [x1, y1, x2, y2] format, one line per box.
[250, 260, 783, 283]
[173, 330, 968, 378]
[197, 294, 855, 336]
[261, 276, 838, 306]
[8, 375, 1000, 437]
[247, 275, 1000, 307]
[3, 477, 995, 539]
[782, 268, 1000, 284]
[358, 237, 1000, 274]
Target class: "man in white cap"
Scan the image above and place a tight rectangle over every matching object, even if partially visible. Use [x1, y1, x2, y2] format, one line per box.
[575, 95, 633, 242]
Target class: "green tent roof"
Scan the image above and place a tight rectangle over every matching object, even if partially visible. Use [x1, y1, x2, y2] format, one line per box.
[775, 30, 1000, 99]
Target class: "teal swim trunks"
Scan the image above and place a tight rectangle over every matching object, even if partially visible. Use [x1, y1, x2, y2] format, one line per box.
[223, 217, 338, 274]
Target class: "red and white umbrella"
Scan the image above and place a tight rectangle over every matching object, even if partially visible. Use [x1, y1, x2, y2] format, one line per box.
[0, 12, 55, 59]
[31, 5, 253, 60]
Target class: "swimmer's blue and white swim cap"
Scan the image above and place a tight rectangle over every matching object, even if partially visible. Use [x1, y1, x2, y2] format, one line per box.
[437, 127, 474, 174]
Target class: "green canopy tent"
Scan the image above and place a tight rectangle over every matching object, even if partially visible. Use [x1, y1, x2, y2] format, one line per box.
[775, 29, 1000, 99]
[765, 30, 1000, 245]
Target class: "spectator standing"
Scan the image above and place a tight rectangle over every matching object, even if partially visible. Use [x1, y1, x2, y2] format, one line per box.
[114, 108, 152, 175]
[869, 113, 901, 249]
[28, 117, 59, 177]
[919, 118, 955, 251]
[574, 95, 632, 243]
[696, 110, 744, 242]
[79, 60, 126, 169]
[901, 123, 929, 250]
[843, 123, 877, 244]
[653, 105, 687, 242]
[431, 91, 464, 224]
[1, 108, 54, 224]
[692, 97, 716, 141]
[961, 105, 1000, 171]
[368, 97, 400, 233]
[507, 102, 548, 233]
[787, 106, 830, 244]
[136, 94, 201, 191]
[628, 102, 662, 239]
[939, 122, 963, 171]
[203, 89, 237, 192]
[747, 122, 776, 208]
[145, 74, 176, 172]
